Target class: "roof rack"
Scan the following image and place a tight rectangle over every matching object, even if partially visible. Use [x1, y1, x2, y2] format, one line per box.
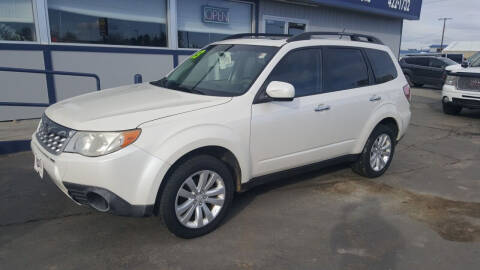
[286, 32, 384, 45]
[222, 33, 292, 41]
[221, 32, 384, 45]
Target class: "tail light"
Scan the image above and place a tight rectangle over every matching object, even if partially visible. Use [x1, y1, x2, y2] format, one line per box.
[403, 84, 411, 102]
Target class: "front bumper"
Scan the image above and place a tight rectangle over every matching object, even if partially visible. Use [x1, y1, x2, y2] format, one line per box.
[31, 135, 170, 216]
[63, 182, 154, 216]
[442, 85, 480, 109]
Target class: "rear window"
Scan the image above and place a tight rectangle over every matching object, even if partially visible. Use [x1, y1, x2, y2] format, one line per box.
[366, 49, 398, 84]
[323, 47, 370, 92]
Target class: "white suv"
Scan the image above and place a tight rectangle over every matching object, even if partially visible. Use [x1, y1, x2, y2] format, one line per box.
[442, 54, 480, 114]
[32, 32, 411, 238]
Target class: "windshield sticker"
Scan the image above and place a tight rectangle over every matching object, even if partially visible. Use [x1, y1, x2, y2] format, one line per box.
[191, 50, 206, 60]
[218, 52, 232, 70]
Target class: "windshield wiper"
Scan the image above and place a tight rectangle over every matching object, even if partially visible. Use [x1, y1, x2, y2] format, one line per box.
[174, 85, 206, 95]
[150, 77, 167, 87]
[151, 79, 206, 95]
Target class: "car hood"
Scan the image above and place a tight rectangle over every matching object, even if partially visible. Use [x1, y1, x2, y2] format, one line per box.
[448, 66, 480, 74]
[445, 64, 462, 71]
[45, 83, 232, 131]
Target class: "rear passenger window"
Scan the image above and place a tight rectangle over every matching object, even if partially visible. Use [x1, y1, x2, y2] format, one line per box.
[366, 49, 398, 84]
[406, 57, 429, 66]
[323, 48, 369, 92]
[267, 48, 320, 97]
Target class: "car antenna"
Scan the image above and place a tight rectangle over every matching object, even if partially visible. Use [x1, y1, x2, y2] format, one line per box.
[339, 28, 346, 40]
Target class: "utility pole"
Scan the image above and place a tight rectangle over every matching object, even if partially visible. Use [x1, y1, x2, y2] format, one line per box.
[438, 18, 452, 52]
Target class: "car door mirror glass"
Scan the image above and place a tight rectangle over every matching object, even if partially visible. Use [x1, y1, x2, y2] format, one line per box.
[266, 81, 295, 101]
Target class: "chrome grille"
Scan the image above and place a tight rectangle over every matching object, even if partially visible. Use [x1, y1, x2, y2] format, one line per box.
[458, 77, 480, 92]
[36, 115, 74, 155]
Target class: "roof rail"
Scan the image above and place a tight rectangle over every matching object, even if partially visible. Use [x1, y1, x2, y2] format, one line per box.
[222, 33, 292, 41]
[286, 32, 384, 45]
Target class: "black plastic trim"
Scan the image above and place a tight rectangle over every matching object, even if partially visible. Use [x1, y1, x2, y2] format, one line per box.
[286, 32, 383, 45]
[452, 98, 480, 109]
[222, 33, 292, 41]
[240, 154, 359, 192]
[63, 182, 154, 217]
[447, 71, 480, 78]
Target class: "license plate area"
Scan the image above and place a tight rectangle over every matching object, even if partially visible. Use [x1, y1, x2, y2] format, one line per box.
[34, 154, 44, 179]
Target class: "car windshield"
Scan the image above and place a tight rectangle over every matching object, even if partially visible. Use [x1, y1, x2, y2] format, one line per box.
[151, 44, 278, 96]
[441, 57, 458, 66]
[469, 53, 480, 67]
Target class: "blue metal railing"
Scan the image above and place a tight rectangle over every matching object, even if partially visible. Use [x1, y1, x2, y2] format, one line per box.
[0, 67, 101, 107]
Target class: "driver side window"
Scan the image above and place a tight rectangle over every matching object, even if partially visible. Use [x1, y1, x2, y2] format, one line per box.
[266, 48, 320, 97]
[430, 59, 445, 69]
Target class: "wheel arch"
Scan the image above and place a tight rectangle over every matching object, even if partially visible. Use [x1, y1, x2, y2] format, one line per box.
[153, 145, 243, 215]
[353, 106, 402, 154]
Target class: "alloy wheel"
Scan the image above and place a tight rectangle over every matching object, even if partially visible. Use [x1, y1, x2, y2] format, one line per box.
[175, 170, 226, 228]
[369, 133, 392, 172]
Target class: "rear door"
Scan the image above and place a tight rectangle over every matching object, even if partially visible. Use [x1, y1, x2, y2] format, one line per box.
[318, 47, 382, 152]
[406, 57, 429, 84]
[428, 58, 447, 86]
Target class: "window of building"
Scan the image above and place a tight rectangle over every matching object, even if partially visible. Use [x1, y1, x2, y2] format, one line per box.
[323, 48, 370, 92]
[365, 49, 398, 84]
[0, 0, 36, 41]
[267, 49, 320, 97]
[177, 0, 253, 49]
[263, 16, 307, 36]
[47, 0, 167, 47]
[265, 19, 284, 34]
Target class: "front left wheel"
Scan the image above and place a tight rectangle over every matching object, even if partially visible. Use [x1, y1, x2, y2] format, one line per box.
[159, 155, 234, 238]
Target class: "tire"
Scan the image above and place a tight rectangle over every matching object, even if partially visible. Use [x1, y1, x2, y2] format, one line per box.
[413, 83, 424, 87]
[158, 155, 234, 238]
[352, 125, 396, 178]
[442, 102, 462, 115]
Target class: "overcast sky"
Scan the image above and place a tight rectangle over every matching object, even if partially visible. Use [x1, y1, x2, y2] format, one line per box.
[402, 0, 480, 50]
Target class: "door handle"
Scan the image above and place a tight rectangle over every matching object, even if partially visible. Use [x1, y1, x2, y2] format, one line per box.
[369, 95, 382, 102]
[314, 104, 330, 112]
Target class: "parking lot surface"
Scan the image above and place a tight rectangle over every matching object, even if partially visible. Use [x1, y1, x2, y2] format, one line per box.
[1, 88, 479, 270]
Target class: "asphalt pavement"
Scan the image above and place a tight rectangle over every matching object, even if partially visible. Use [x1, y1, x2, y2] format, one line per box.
[1, 88, 479, 270]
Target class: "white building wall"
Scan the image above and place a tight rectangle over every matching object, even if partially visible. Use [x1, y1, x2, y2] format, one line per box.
[51, 52, 174, 101]
[259, 0, 403, 57]
[0, 50, 48, 121]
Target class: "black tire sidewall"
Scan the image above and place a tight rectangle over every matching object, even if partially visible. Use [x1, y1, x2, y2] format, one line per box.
[442, 101, 462, 115]
[359, 125, 396, 178]
[159, 155, 234, 238]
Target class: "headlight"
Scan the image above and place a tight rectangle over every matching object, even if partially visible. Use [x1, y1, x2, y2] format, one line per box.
[65, 129, 141, 157]
[445, 75, 458, 86]
[36, 118, 43, 132]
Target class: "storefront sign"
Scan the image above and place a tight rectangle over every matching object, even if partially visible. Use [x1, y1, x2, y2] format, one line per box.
[203, 6, 229, 24]
[306, 0, 422, 20]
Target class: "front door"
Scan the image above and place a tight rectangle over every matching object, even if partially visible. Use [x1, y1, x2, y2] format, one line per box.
[250, 48, 323, 177]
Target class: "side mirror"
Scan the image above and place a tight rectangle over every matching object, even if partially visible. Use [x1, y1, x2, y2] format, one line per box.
[461, 61, 469, 68]
[266, 81, 295, 101]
